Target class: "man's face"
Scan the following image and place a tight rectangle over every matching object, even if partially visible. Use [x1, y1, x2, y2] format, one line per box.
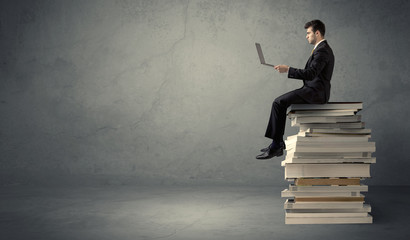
[306, 27, 317, 45]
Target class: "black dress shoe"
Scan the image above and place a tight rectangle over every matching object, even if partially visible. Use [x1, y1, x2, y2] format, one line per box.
[256, 145, 284, 160]
[260, 142, 286, 152]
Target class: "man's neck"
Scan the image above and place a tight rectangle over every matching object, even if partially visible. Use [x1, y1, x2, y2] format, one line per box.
[314, 38, 326, 49]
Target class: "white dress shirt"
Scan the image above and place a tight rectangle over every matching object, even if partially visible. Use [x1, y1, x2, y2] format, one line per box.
[313, 39, 326, 50]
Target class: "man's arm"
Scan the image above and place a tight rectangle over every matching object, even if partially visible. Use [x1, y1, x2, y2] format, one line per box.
[287, 48, 330, 80]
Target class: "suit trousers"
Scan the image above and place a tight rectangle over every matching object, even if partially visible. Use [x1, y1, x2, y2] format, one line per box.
[264, 89, 307, 142]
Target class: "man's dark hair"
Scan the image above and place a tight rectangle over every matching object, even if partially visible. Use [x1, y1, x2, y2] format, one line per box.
[304, 20, 325, 36]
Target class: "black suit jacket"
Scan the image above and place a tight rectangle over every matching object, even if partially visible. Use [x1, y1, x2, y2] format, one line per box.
[288, 40, 334, 103]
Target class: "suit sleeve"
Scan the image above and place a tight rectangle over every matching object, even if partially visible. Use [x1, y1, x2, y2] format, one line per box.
[288, 48, 330, 81]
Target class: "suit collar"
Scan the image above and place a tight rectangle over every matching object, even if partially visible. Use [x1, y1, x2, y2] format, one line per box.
[314, 39, 326, 50]
[310, 40, 327, 59]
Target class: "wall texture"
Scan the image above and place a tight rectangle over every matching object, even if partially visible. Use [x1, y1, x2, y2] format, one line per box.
[1, 0, 410, 186]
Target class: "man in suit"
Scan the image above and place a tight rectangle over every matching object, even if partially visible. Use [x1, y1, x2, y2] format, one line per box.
[256, 19, 335, 160]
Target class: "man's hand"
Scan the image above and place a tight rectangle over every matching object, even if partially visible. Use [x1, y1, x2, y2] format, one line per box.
[274, 65, 289, 73]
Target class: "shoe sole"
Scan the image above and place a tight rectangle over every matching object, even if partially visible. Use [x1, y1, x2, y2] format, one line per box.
[255, 149, 284, 160]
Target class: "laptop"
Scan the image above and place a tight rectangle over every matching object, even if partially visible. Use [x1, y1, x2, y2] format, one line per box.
[255, 43, 275, 67]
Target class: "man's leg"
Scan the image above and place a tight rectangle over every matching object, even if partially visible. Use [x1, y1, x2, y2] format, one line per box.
[265, 89, 307, 142]
[256, 89, 307, 159]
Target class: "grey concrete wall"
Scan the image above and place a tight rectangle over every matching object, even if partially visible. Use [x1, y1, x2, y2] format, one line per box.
[1, 0, 410, 186]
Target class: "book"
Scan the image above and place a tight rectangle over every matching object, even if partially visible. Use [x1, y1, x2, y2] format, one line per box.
[285, 215, 372, 224]
[285, 142, 376, 153]
[287, 141, 374, 147]
[284, 163, 371, 179]
[291, 115, 362, 125]
[286, 135, 370, 144]
[284, 199, 364, 209]
[299, 133, 371, 138]
[288, 102, 363, 112]
[285, 206, 371, 218]
[282, 157, 376, 164]
[281, 189, 362, 198]
[294, 122, 365, 128]
[291, 152, 373, 157]
[285, 151, 373, 160]
[294, 195, 365, 202]
[300, 128, 371, 134]
[288, 184, 368, 192]
[294, 178, 361, 186]
[288, 109, 357, 118]
[285, 204, 371, 213]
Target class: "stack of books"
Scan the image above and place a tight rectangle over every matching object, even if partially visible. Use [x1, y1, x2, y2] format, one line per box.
[281, 102, 376, 224]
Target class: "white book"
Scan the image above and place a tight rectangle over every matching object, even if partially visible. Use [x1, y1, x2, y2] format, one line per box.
[295, 122, 365, 128]
[284, 199, 364, 209]
[286, 204, 371, 214]
[287, 142, 374, 147]
[302, 132, 371, 137]
[285, 214, 372, 224]
[288, 102, 363, 112]
[286, 135, 370, 144]
[296, 132, 371, 139]
[281, 189, 362, 197]
[285, 209, 368, 218]
[285, 142, 376, 153]
[300, 128, 371, 134]
[288, 109, 356, 118]
[282, 157, 376, 164]
[291, 115, 361, 125]
[288, 185, 368, 192]
[284, 163, 371, 179]
[285, 151, 373, 159]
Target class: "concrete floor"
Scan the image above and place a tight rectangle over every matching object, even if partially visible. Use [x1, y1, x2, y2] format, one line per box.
[1, 185, 410, 240]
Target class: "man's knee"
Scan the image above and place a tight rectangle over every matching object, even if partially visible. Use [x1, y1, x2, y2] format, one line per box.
[274, 96, 287, 108]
